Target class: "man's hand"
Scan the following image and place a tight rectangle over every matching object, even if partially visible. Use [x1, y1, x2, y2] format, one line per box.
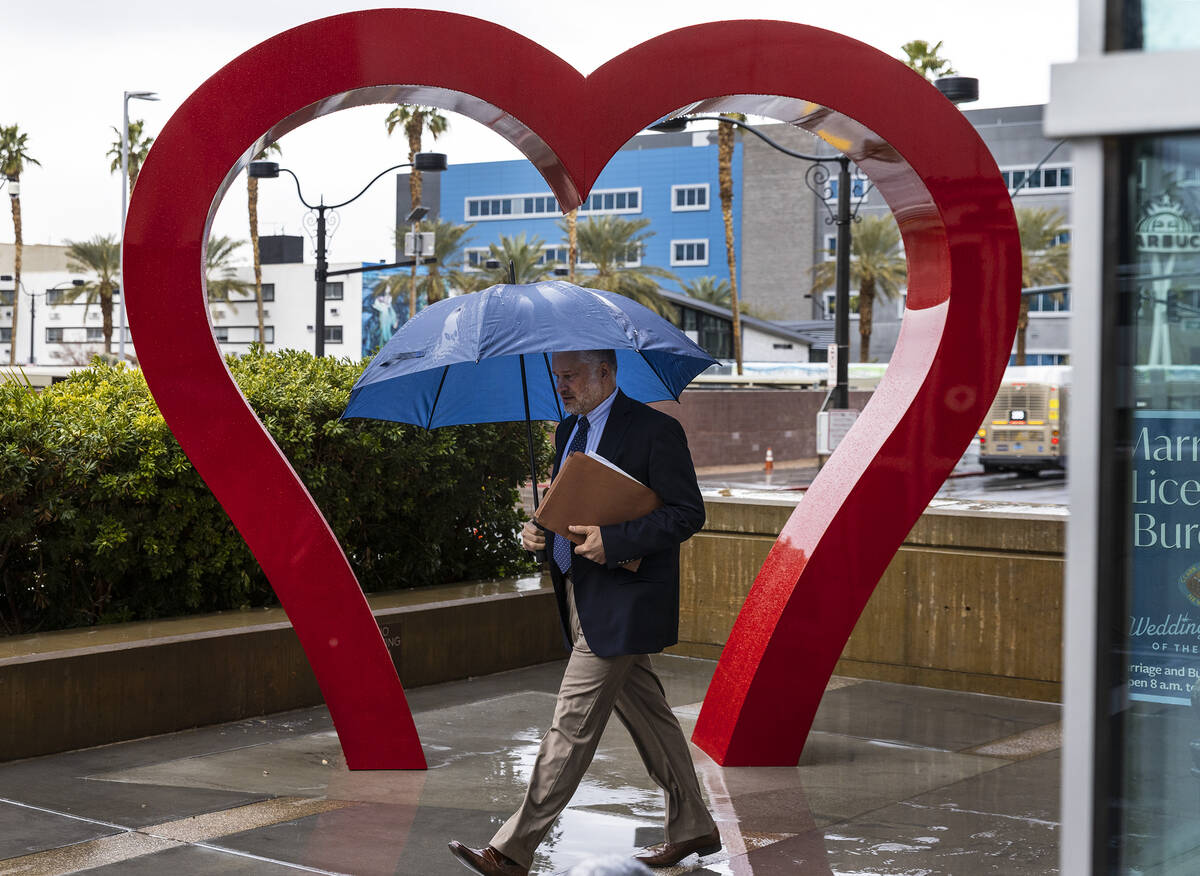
[568, 525, 606, 565]
[521, 519, 546, 553]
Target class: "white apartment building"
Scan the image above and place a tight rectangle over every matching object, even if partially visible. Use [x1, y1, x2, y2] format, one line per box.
[0, 240, 369, 366]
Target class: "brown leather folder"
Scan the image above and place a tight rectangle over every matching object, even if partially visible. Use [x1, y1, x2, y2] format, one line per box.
[534, 451, 662, 545]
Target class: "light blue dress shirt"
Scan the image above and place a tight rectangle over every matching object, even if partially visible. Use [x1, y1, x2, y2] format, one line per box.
[563, 388, 618, 458]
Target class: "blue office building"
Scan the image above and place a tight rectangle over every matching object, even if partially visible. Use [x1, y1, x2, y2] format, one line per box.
[400, 132, 742, 294]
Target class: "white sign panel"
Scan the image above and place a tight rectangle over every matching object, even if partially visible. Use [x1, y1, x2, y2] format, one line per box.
[816, 408, 859, 455]
[403, 232, 436, 257]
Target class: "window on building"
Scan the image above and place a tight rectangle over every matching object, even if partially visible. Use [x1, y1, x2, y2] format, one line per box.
[672, 184, 709, 211]
[255, 326, 275, 344]
[85, 327, 103, 342]
[0, 290, 13, 306]
[466, 193, 561, 220]
[822, 290, 861, 318]
[521, 195, 559, 215]
[46, 327, 63, 343]
[825, 173, 870, 202]
[214, 327, 229, 343]
[466, 197, 515, 218]
[260, 283, 275, 302]
[678, 306, 732, 360]
[1006, 352, 1068, 365]
[577, 244, 642, 270]
[0, 327, 10, 343]
[671, 239, 708, 266]
[579, 188, 641, 214]
[1001, 164, 1074, 193]
[463, 247, 490, 271]
[46, 289, 66, 305]
[538, 245, 570, 266]
[324, 325, 343, 344]
[466, 188, 641, 220]
[323, 282, 343, 301]
[823, 235, 838, 262]
[1027, 290, 1072, 313]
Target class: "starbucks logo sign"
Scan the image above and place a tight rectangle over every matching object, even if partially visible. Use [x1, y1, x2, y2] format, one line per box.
[1137, 194, 1200, 254]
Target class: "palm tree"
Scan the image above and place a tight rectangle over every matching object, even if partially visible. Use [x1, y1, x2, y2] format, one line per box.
[380, 218, 475, 304]
[565, 207, 579, 281]
[717, 114, 746, 373]
[568, 215, 676, 316]
[901, 40, 956, 81]
[247, 143, 282, 342]
[63, 235, 120, 353]
[812, 213, 907, 362]
[205, 236, 253, 323]
[0, 124, 40, 365]
[384, 105, 449, 209]
[107, 119, 155, 194]
[682, 276, 732, 308]
[478, 232, 557, 286]
[1015, 207, 1070, 365]
[448, 269, 494, 296]
[421, 218, 476, 303]
[385, 104, 449, 319]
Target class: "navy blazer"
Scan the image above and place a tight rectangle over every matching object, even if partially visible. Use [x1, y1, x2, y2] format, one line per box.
[545, 390, 705, 657]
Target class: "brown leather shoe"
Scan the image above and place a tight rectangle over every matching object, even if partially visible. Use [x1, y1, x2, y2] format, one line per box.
[634, 827, 722, 867]
[448, 841, 528, 876]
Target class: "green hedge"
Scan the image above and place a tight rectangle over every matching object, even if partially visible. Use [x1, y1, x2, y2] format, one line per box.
[0, 350, 552, 635]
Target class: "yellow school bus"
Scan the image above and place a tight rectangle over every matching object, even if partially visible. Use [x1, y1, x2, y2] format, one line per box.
[979, 367, 1070, 474]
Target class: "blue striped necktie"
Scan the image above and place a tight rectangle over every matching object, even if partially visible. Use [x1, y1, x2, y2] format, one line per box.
[553, 416, 590, 574]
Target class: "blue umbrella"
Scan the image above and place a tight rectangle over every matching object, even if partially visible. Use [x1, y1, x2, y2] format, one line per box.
[344, 281, 716, 427]
[342, 281, 717, 532]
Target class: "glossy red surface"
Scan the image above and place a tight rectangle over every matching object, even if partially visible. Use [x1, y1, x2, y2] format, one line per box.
[123, 11, 1018, 768]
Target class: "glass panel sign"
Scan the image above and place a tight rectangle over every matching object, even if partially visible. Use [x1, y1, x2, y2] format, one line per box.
[1112, 132, 1200, 874]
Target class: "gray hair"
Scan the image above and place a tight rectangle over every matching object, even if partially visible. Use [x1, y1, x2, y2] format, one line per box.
[577, 349, 618, 370]
[565, 855, 653, 876]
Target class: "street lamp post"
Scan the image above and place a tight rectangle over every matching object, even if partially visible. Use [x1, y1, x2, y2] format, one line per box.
[405, 205, 429, 319]
[249, 152, 447, 357]
[651, 115, 858, 408]
[119, 90, 159, 361]
[27, 279, 85, 365]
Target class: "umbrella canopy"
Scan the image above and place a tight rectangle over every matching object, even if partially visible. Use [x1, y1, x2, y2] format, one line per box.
[343, 281, 717, 428]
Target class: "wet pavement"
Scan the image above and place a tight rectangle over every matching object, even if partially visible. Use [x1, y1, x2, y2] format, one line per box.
[697, 463, 1068, 507]
[0, 656, 1061, 875]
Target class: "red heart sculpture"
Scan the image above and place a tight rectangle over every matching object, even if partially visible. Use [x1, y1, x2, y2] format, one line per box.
[124, 11, 1019, 769]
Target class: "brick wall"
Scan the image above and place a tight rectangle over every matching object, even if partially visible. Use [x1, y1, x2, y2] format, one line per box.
[653, 388, 873, 467]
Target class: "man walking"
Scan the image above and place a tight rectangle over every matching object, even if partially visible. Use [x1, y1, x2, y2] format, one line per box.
[449, 349, 720, 875]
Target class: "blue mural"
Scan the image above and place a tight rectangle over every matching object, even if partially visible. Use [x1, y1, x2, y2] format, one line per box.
[361, 264, 424, 357]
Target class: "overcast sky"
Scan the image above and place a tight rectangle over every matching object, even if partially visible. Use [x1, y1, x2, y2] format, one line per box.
[5, 0, 1078, 267]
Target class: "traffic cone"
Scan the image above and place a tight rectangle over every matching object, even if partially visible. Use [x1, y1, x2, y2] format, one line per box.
[764, 447, 774, 472]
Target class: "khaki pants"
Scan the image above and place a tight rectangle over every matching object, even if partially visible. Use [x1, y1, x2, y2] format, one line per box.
[490, 577, 715, 870]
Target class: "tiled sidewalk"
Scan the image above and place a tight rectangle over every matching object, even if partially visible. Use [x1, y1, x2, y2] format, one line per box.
[0, 656, 1060, 875]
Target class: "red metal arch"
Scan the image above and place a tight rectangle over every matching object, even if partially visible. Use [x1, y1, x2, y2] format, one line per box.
[124, 10, 1019, 768]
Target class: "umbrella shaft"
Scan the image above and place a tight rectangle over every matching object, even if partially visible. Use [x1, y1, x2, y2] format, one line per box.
[519, 354, 547, 564]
